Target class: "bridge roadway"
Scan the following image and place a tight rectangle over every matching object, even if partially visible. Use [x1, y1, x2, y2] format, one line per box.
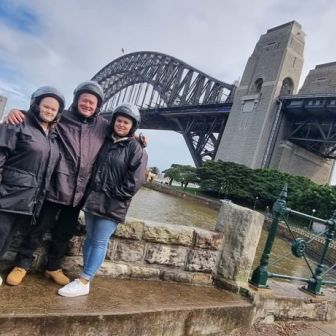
[93, 51, 336, 170]
[102, 103, 231, 131]
[101, 103, 232, 165]
[102, 94, 336, 166]
[281, 94, 336, 158]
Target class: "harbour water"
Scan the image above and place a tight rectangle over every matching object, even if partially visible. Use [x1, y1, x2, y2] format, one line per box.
[129, 187, 335, 281]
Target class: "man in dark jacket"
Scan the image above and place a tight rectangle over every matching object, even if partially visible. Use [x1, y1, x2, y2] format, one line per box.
[0, 86, 65, 286]
[6, 81, 110, 286]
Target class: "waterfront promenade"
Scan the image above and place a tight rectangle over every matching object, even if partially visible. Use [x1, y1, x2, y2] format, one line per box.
[0, 273, 252, 335]
[1, 186, 336, 335]
[1, 272, 336, 335]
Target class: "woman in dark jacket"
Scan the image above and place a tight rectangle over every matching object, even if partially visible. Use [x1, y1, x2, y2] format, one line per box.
[0, 86, 65, 286]
[58, 103, 147, 297]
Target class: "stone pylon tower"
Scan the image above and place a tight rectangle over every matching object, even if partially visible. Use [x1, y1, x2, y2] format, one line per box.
[215, 21, 304, 168]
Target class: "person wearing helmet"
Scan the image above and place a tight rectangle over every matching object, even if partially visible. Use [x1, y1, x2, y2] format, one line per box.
[58, 103, 147, 297]
[5, 81, 108, 286]
[0, 86, 65, 286]
[5, 81, 147, 287]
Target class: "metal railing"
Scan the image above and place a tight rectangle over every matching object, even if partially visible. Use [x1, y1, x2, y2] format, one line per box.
[249, 185, 336, 295]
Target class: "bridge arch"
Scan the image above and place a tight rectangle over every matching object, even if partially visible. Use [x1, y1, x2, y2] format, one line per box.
[92, 51, 235, 111]
[92, 51, 236, 166]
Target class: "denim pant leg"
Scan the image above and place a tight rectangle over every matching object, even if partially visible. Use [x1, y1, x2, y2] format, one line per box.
[83, 212, 95, 267]
[81, 214, 117, 281]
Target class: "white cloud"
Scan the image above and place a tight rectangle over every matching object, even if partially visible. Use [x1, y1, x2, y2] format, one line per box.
[1, 0, 336, 172]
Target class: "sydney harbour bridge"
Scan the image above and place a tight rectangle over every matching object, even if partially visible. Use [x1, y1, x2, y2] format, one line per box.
[93, 51, 235, 166]
[92, 21, 336, 184]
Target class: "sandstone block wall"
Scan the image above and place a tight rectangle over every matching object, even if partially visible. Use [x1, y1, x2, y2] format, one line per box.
[64, 202, 264, 292]
[215, 202, 265, 292]
[1, 202, 264, 291]
[64, 217, 224, 286]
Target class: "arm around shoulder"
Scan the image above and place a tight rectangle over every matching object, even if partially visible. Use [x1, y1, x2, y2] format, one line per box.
[0, 123, 20, 177]
[6, 109, 26, 125]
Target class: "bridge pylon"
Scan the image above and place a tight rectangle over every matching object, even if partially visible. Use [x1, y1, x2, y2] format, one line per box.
[215, 21, 304, 169]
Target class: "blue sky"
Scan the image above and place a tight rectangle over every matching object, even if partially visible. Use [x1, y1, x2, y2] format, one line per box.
[0, 1, 39, 33]
[1, 0, 336, 179]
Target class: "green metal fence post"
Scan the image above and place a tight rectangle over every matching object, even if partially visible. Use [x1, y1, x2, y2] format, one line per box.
[249, 185, 288, 288]
[305, 210, 336, 295]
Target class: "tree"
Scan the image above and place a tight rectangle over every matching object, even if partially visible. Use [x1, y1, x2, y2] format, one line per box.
[162, 164, 198, 187]
[196, 160, 336, 217]
[197, 161, 255, 201]
[290, 184, 336, 219]
[163, 165, 182, 185]
[179, 165, 198, 189]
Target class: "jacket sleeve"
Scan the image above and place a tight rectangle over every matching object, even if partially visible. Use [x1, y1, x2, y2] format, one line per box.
[112, 141, 148, 201]
[0, 123, 19, 180]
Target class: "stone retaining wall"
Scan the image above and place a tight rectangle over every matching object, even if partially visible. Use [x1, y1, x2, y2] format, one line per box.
[144, 182, 221, 210]
[63, 203, 264, 292]
[64, 217, 224, 286]
[1, 202, 265, 292]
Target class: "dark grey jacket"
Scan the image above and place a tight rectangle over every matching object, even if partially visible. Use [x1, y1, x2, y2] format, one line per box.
[0, 112, 60, 216]
[46, 108, 108, 207]
[83, 136, 147, 222]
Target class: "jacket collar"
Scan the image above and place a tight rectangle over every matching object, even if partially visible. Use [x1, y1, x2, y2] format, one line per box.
[26, 110, 58, 138]
[111, 134, 129, 143]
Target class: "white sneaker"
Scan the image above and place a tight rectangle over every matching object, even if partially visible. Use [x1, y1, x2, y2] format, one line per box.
[58, 279, 90, 297]
[0, 275, 2, 286]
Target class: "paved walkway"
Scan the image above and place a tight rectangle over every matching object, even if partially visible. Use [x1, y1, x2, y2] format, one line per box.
[0, 273, 252, 335]
[296, 321, 336, 336]
[1, 273, 336, 335]
[230, 320, 336, 336]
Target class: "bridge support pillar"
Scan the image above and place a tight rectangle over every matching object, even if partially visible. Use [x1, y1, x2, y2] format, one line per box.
[214, 202, 264, 293]
[215, 21, 304, 169]
[270, 140, 334, 185]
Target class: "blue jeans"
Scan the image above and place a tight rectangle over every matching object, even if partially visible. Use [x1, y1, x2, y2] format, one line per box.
[81, 212, 117, 281]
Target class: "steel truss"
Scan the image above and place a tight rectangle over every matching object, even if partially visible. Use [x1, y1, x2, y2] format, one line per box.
[282, 95, 336, 158]
[93, 51, 235, 165]
[288, 120, 336, 158]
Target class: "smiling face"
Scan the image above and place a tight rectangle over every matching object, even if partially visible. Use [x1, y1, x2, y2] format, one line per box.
[38, 97, 60, 123]
[77, 93, 98, 117]
[113, 115, 133, 137]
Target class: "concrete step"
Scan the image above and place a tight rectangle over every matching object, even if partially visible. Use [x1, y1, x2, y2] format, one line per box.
[0, 274, 253, 336]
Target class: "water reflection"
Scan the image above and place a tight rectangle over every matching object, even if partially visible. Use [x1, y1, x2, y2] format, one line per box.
[128, 187, 218, 229]
[129, 187, 336, 281]
[253, 230, 317, 281]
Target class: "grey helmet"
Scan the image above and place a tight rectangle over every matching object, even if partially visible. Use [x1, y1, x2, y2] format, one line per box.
[73, 81, 104, 109]
[30, 86, 65, 114]
[111, 103, 141, 136]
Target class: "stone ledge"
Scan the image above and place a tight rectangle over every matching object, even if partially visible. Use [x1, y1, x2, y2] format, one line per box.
[3, 200, 264, 294]
[143, 221, 195, 246]
[63, 257, 214, 286]
[0, 275, 255, 336]
[114, 217, 145, 240]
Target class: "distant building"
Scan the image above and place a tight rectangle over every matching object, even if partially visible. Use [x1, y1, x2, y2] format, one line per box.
[146, 170, 157, 182]
[0, 95, 8, 121]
